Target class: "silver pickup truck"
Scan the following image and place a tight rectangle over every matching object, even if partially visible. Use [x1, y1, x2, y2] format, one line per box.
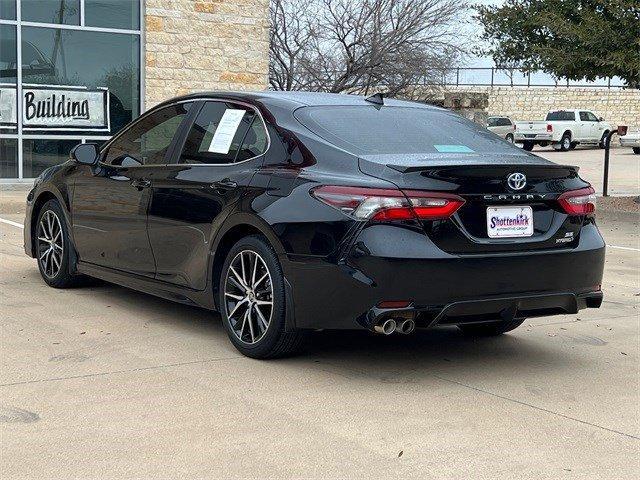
[515, 109, 613, 152]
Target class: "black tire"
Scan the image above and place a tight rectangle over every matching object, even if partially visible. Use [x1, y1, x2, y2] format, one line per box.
[522, 141, 534, 151]
[559, 132, 571, 151]
[457, 318, 526, 336]
[633, 147, 640, 155]
[219, 235, 305, 359]
[599, 131, 609, 149]
[505, 133, 514, 144]
[569, 142, 577, 150]
[35, 199, 80, 288]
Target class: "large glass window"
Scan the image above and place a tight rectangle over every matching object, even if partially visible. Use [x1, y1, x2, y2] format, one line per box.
[105, 103, 192, 166]
[22, 0, 79, 25]
[22, 26, 140, 134]
[1, 1, 142, 179]
[179, 102, 265, 165]
[0, 138, 18, 178]
[0, 0, 16, 20]
[0, 25, 17, 135]
[23, 138, 80, 178]
[86, 0, 139, 30]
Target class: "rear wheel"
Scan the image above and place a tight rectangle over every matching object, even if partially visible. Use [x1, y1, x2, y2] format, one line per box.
[522, 141, 534, 151]
[35, 199, 79, 288]
[558, 133, 571, 151]
[457, 318, 526, 336]
[505, 133, 514, 143]
[219, 235, 305, 359]
[633, 147, 640, 155]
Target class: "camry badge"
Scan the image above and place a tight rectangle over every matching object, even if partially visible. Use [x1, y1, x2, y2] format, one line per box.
[507, 172, 527, 191]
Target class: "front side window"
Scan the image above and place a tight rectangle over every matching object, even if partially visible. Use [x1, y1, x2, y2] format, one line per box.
[104, 103, 191, 166]
[586, 112, 599, 122]
[179, 102, 266, 165]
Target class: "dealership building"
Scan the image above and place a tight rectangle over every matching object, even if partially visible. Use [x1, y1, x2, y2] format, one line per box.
[0, 0, 269, 181]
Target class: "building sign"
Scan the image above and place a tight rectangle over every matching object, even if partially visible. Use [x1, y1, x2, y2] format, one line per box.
[0, 85, 17, 128]
[0, 84, 110, 131]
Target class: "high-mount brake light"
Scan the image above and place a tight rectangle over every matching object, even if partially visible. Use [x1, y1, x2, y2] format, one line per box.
[310, 186, 465, 221]
[558, 186, 596, 216]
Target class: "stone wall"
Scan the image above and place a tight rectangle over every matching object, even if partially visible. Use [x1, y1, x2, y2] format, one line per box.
[441, 86, 640, 127]
[144, 0, 269, 109]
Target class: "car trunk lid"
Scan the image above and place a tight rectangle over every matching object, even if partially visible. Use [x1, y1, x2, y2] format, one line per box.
[358, 153, 590, 254]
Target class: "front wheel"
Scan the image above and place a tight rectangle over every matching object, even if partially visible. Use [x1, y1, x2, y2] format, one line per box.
[219, 235, 305, 359]
[633, 147, 640, 155]
[35, 199, 79, 288]
[457, 318, 526, 336]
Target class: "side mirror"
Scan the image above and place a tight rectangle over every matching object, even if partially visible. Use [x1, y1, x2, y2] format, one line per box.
[70, 143, 99, 165]
[598, 117, 604, 122]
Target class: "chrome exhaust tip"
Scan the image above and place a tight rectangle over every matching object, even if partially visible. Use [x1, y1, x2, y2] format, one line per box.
[374, 318, 397, 335]
[396, 318, 416, 335]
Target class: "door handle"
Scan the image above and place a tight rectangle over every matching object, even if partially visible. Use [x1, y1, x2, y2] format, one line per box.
[211, 179, 238, 190]
[131, 178, 151, 189]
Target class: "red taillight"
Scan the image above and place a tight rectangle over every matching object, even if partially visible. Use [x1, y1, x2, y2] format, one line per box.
[377, 300, 412, 309]
[310, 185, 464, 221]
[546, 124, 553, 133]
[558, 187, 596, 216]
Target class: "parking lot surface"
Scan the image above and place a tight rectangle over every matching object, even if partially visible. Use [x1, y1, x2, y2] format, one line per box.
[530, 145, 639, 196]
[1, 183, 639, 478]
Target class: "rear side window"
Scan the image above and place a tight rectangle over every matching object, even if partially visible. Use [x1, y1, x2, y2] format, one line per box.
[104, 103, 191, 166]
[546, 111, 575, 121]
[498, 118, 512, 126]
[295, 106, 516, 156]
[579, 112, 589, 121]
[487, 117, 499, 127]
[178, 102, 267, 165]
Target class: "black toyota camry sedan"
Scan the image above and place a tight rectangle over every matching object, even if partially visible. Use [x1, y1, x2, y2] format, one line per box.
[24, 91, 605, 358]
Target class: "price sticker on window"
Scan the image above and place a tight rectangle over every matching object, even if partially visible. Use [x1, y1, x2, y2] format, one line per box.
[208, 109, 245, 154]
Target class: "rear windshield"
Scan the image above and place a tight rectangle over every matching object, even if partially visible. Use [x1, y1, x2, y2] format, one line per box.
[546, 111, 575, 121]
[294, 106, 517, 156]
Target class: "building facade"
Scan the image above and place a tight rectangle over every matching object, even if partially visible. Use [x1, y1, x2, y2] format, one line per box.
[0, 0, 269, 181]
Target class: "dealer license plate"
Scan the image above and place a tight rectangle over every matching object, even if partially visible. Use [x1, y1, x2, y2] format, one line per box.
[486, 206, 534, 238]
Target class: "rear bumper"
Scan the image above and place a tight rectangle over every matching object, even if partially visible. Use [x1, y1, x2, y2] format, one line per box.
[514, 133, 553, 143]
[282, 224, 605, 330]
[619, 138, 640, 147]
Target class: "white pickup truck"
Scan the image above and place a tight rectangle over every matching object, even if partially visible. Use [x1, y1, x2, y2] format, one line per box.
[514, 109, 612, 152]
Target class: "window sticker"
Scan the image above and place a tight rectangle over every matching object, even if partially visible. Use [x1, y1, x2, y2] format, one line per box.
[208, 109, 246, 154]
[433, 144, 474, 153]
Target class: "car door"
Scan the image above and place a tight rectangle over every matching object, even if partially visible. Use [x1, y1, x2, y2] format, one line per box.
[578, 111, 592, 141]
[586, 111, 604, 141]
[71, 102, 193, 276]
[147, 100, 269, 290]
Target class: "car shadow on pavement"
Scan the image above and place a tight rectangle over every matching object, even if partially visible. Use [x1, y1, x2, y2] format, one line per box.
[19, 267, 575, 379]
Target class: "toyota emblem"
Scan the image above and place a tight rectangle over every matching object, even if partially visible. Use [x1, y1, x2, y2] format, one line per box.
[507, 172, 527, 190]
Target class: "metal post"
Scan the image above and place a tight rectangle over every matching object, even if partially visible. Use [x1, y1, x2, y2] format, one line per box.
[602, 129, 618, 197]
[456, 68, 459, 86]
[490, 67, 494, 87]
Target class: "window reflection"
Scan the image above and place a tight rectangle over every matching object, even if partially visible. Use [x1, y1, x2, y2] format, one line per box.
[21, 26, 140, 134]
[0, 0, 16, 20]
[23, 138, 80, 178]
[0, 138, 18, 178]
[22, 0, 79, 25]
[86, 0, 140, 30]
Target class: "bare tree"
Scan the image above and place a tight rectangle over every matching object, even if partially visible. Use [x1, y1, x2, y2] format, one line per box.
[269, 0, 469, 96]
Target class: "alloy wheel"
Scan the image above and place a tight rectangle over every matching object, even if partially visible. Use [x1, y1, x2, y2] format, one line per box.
[224, 250, 273, 344]
[37, 210, 64, 278]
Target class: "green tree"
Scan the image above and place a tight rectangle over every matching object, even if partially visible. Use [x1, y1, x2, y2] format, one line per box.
[475, 0, 640, 87]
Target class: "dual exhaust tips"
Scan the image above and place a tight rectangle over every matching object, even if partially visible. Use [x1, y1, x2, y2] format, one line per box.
[373, 318, 416, 335]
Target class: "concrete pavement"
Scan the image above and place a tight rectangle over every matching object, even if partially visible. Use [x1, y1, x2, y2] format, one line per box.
[0, 190, 638, 479]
